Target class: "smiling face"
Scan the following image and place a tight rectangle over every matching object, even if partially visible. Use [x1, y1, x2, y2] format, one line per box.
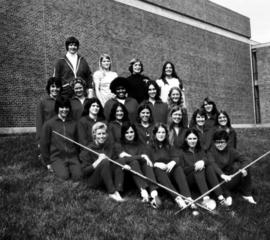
[214, 139, 227, 151]
[58, 106, 70, 119]
[148, 84, 157, 99]
[139, 108, 151, 123]
[204, 101, 213, 113]
[101, 57, 111, 70]
[171, 110, 182, 124]
[155, 126, 166, 142]
[115, 86, 126, 99]
[170, 89, 181, 103]
[50, 83, 60, 98]
[95, 128, 107, 145]
[125, 127, 135, 142]
[165, 63, 173, 77]
[132, 61, 142, 74]
[89, 102, 100, 116]
[196, 114, 205, 127]
[186, 132, 198, 149]
[74, 83, 84, 97]
[218, 113, 228, 127]
[67, 43, 78, 55]
[115, 106, 124, 121]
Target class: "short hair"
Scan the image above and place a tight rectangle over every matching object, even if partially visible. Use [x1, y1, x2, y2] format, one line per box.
[146, 80, 161, 101]
[92, 122, 107, 140]
[128, 58, 144, 74]
[109, 102, 129, 122]
[54, 96, 71, 114]
[81, 98, 104, 118]
[110, 77, 128, 94]
[65, 36, 80, 51]
[136, 104, 154, 124]
[45, 77, 62, 95]
[216, 110, 231, 128]
[99, 54, 112, 70]
[70, 77, 87, 97]
[190, 108, 207, 128]
[213, 130, 229, 142]
[182, 128, 201, 151]
[120, 122, 139, 143]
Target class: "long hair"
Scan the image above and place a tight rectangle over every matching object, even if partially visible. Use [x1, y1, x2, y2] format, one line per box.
[182, 128, 201, 152]
[109, 102, 129, 122]
[201, 97, 219, 116]
[167, 87, 183, 108]
[136, 104, 154, 124]
[146, 80, 161, 101]
[99, 53, 112, 71]
[189, 108, 207, 128]
[82, 97, 104, 118]
[120, 122, 139, 144]
[151, 123, 170, 150]
[128, 58, 144, 74]
[216, 110, 232, 128]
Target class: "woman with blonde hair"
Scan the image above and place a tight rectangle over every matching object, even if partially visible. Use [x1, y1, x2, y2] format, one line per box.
[93, 54, 118, 106]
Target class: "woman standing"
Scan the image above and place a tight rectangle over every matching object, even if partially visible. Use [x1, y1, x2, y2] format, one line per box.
[135, 104, 155, 145]
[40, 96, 82, 180]
[70, 77, 88, 121]
[108, 102, 130, 143]
[126, 58, 148, 104]
[117, 122, 161, 207]
[140, 80, 168, 124]
[79, 122, 125, 202]
[93, 54, 118, 107]
[215, 110, 237, 149]
[148, 123, 195, 209]
[77, 98, 105, 146]
[156, 61, 185, 106]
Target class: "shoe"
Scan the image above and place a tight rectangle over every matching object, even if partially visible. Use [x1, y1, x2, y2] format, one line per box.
[218, 195, 232, 207]
[185, 197, 197, 209]
[150, 195, 162, 209]
[175, 196, 187, 209]
[242, 195, 257, 204]
[109, 191, 125, 202]
[140, 189, 149, 203]
[202, 196, 216, 210]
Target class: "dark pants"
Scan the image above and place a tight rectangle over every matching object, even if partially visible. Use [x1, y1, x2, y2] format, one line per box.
[186, 168, 210, 195]
[154, 165, 191, 199]
[51, 157, 82, 181]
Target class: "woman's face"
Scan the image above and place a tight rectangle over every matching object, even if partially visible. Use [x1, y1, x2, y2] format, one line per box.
[165, 63, 173, 76]
[50, 83, 60, 98]
[218, 113, 228, 127]
[132, 61, 142, 74]
[196, 114, 205, 127]
[115, 106, 124, 121]
[170, 89, 181, 103]
[95, 128, 107, 145]
[155, 126, 166, 142]
[58, 106, 70, 119]
[67, 43, 78, 54]
[89, 102, 100, 116]
[74, 83, 84, 97]
[171, 110, 182, 124]
[139, 108, 151, 123]
[148, 84, 157, 99]
[214, 139, 227, 151]
[186, 133, 198, 149]
[115, 86, 126, 99]
[204, 101, 213, 113]
[125, 127, 135, 142]
[101, 57, 111, 70]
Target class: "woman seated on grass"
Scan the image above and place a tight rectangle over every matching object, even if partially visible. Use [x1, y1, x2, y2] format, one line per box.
[79, 122, 125, 202]
[40, 96, 82, 181]
[116, 122, 161, 208]
[178, 129, 231, 209]
[207, 130, 256, 205]
[148, 123, 196, 210]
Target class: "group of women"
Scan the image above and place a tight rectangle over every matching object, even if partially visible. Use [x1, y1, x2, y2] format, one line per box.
[36, 38, 257, 212]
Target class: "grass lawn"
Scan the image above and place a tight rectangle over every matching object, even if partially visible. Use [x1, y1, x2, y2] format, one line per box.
[0, 128, 270, 240]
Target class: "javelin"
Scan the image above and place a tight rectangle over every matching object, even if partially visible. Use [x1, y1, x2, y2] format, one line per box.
[175, 149, 270, 215]
[53, 130, 215, 214]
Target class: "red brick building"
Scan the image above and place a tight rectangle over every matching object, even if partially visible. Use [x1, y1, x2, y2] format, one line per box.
[0, 0, 259, 133]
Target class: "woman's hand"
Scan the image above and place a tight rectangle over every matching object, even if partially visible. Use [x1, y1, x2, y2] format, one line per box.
[122, 164, 131, 171]
[194, 160, 205, 171]
[220, 174, 232, 182]
[166, 161, 176, 173]
[240, 169, 248, 177]
[154, 162, 168, 170]
[92, 153, 107, 168]
[47, 164, 53, 172]
[141, 154, 153, 167]
[119, 152, 132, 158]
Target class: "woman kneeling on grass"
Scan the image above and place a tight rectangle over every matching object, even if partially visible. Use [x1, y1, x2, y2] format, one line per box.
[41, 96, 82, 181]
[207, 130, 256, 205]
[148, 123, 196, 210]
[179, 129, 232, 209]
[79, 122, 125, 202]
[116, 122, 161, 208]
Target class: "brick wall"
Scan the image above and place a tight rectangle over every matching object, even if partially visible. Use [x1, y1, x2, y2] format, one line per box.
[0, 0, 254, 128]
